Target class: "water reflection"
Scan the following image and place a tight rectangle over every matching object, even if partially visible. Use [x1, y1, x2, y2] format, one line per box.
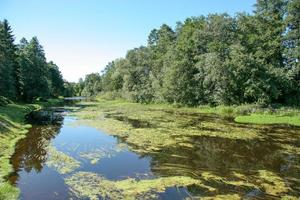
[147, 127, 300, 198]
[9, 124, 63, 184]
[7, 105, 300, 199]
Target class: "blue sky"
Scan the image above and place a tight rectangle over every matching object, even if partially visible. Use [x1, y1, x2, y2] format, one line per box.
[0, 0, 256, 82]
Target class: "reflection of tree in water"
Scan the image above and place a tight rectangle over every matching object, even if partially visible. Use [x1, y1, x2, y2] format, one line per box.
[145, 127, 300, 198]
[9, 124, 62, 184]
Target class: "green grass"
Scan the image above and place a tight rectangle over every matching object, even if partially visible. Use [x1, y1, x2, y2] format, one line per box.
[235, 114, 300, 126]
[196, 104, 300, 126]
[201, 104, 300, 126]
[96, 95, 300, 126]
[0, 182, 19, 200]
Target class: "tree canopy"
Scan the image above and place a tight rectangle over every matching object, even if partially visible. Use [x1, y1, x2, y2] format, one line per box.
[79, 0, 299, 106]
[0, 20, 66, 102]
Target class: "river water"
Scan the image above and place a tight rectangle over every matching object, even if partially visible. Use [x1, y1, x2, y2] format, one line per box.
[7, 102, 300, 199]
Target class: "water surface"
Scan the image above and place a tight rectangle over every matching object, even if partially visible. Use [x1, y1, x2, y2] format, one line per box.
[8, 105, 300, 199]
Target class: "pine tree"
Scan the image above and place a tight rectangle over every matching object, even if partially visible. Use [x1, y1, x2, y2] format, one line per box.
[0, 19, 18, 99]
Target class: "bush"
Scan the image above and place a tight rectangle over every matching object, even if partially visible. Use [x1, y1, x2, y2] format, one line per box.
[0, 96, 12, 106]
[99, 91, 123, 101]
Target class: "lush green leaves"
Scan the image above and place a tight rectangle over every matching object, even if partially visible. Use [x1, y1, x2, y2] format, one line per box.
[0, 20, 66, 102]
[84, 0, 299, 106]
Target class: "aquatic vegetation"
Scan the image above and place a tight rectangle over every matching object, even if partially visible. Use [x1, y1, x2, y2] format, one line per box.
[281, 195, 300, 200]
[68, 100, 300, 198]
[257, 170, 290, 196]
[79, 148, 115, 164]
[201, 172, 257, 189]
[46, 146, 80, 174]
[3, 99, 299, 199]
[72, 100, 265, 154]
[198, 194, 241, 200]
[65, 171, 203, 200]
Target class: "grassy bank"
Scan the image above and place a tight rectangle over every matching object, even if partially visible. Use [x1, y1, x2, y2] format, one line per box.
[196, 104, 300, 126]
[0, 98, 63, 200]
[97, 97, 300, 126]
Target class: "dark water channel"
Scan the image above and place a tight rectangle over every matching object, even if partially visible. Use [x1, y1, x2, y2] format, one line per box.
[7, 101, 300, 199]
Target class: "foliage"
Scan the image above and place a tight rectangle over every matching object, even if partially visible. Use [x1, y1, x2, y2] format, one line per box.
[81, 73, 102, 97]
[77, 0, 299, 106]
[0, 20, 17, 99]
[0, 20, 66, 102]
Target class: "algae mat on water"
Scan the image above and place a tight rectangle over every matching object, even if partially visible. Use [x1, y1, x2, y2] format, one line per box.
[64, 170, 298, 199]
[72, 100, 264, 154]
[68, 100, 300, 199]
[65, 172, 204, 200]
[46, 145, 81, 174]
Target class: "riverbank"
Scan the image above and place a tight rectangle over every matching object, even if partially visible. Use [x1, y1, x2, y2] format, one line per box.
[197, 104, 300, 126]
[0, 99, 63, 199]
[82, 97, 300, 126]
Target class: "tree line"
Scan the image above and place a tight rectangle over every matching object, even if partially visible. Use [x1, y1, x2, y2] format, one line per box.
[0, 19, 66, 103]
[78, 0, 299, 106]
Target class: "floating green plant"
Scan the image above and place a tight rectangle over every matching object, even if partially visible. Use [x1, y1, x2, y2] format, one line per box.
[65, 172, 204, 200]
[257, 170, 290, 196]
[80, 149, 109, 164]
[196, 194, 241, 200]
[46, 146, 80, 174]
[71, 100, 264, 155]
[69, 100, 300, 198]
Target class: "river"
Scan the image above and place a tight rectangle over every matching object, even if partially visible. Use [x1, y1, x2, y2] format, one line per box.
[7, 101, 300, 199]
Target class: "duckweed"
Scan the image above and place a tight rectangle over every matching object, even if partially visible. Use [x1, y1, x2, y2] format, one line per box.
[46, 146, 80, 174]
[72, 100, 264, 154]
[65, 171, 203, 200]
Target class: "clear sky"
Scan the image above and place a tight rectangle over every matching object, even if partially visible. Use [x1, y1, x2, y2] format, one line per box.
[0, 0, 256, 82]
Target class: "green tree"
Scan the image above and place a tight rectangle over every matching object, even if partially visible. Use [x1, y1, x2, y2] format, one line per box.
[81, 73, 102, 97]
[48, 61, 64, 97]
[18, 37, 50, 101]
[0, 19, 18, 99]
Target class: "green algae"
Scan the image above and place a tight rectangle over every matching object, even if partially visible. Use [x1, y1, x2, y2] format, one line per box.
[197, 194, 241, 200]
[65, 170, 294, 199]
[65, 171, 204, 200]
[257, 170, 290, 196]
[79, 148, 117, 164]
[79, 150, 105, 164]
[281, 195, 300, 200]
[46, 145, 80, 174]
[72, 100, 264, 155]
[67, 100, 300, 198]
